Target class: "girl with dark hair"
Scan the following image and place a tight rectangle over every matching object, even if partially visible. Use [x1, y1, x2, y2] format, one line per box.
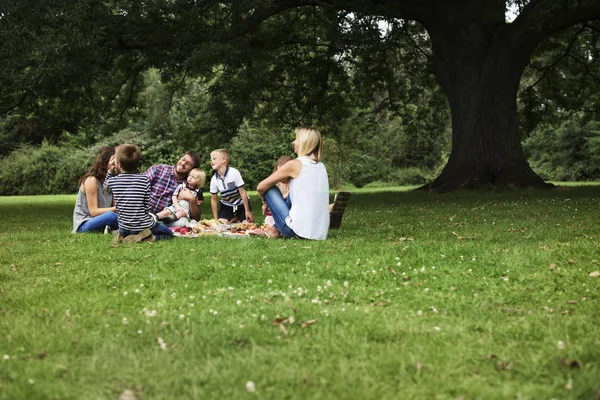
[72, 146, 119, 233]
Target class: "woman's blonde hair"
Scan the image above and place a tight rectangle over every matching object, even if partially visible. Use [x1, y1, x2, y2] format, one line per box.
[189, 168, 206, 188]
[295, 127, 323, 162]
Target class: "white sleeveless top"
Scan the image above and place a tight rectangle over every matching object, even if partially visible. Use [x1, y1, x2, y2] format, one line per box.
[285, 156, 329, 240]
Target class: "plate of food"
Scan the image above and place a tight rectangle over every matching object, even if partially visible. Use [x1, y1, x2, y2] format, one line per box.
[221, 231, 250, 239]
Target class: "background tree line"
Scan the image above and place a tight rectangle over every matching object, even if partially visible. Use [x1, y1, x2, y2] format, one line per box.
[0, 5, 599, 195]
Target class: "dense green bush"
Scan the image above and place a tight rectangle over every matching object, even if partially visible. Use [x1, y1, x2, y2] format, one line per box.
[524, 118, 600, 181]
[0, 142, 87, 195]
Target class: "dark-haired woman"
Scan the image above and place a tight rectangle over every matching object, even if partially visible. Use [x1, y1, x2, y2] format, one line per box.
[72, 147, 119, 233]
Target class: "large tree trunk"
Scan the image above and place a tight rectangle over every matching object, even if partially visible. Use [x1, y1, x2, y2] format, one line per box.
[418, 7, 554, 191]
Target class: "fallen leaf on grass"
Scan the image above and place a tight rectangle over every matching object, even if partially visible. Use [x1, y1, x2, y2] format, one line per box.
[119, 390, 137, 400]
[388, 267, 397, 275]
[301, 320, 317, 328]
[416, 361, 422, 373]
[557, 357, 582, 369]
[11, 264, 17, 271]
[272, 318, 288, 325]
[496, 360, 513, 370]
[567, 259, 576, 264]
[34, 351, 48, 360]
[565, 300, 577, 304]
[508, 227, 526, 233]
[589, 271, 600, 278]
[451, 232, 475, 240]
[279, 324, 289, 335]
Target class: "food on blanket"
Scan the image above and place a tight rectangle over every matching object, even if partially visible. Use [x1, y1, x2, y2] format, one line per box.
[196, 230, 218, 236]
[231, 222, 256, 231]
[179, 227, 189, 235]
[200, 218, 222, 226]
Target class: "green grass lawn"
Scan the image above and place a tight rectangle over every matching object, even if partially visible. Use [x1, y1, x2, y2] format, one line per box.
[1, 186, 599, 399]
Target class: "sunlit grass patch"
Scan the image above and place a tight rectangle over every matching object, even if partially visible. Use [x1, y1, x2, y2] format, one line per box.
[1, 186, 599, 399]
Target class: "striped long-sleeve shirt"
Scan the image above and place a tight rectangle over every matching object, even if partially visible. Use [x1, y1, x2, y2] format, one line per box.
[105, 173, 155, 231]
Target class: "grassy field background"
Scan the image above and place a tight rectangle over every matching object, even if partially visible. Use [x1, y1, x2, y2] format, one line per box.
[1, 185, 599, 399]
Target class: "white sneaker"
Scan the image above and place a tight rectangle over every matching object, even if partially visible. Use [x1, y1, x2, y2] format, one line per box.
[103, 225, 113, 235]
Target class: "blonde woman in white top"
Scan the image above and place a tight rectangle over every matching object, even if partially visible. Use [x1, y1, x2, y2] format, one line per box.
[257, 127, 330, 240]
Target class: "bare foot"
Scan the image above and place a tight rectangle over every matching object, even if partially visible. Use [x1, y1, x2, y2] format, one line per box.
[266, 226, 280, 238]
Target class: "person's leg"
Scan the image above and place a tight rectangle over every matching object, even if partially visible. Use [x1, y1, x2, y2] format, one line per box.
[164, 217, 188, 228]
[175, 201, 191, 219]
[151, 223, 174, 241]
[156, 206, 176, 220]
[78, 212, 119, 233]
[218, 204, 234, 224]
[264, 187, 295, 238]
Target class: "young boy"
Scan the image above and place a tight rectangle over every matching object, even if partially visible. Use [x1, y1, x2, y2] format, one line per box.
[105, 144, 174, 244]
[209, 149, 254, 223]
[155, 168, 205, 221]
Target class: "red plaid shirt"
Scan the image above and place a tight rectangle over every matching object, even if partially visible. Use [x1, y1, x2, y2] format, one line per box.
[144, 164, 184, 214]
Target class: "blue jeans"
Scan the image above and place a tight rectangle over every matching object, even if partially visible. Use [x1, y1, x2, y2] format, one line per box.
[77, 212, 119, 233]
[264, 186, 296, 238]
[120, 223, 174, 241]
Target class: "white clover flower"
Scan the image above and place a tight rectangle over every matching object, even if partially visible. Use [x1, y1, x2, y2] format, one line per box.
[236, 300, 242, 305]
[307, 261, 311, 265]
[28, 379, 34, 384]
[343, 281, 349, 287]
[137, 330, 143, 335]
[267, 279, 273, 284]
[557, 340, 565, 350]
[424, 288, 429, 293]
[397, 262, 401, 267]
[417, 310, 423, 316]
[134, 289, 140, 293]
[122, 317, 129, 325]
[179, 314, 185, 320]
[228, 287, 234, 291]
[3, 354, 9, 360]
[170, 292, 176, 299]
[189, 295, 195, 300]
[157, 337, 167, 350]
[434, 326, 441, 331]
[123, 291, 128, 296]
[395, 257, 400, 261]
[326, 280, 332, 287]
[246, 381, 256, 392]
[317, 285, 322, 292]
[139, 283, 144, 287]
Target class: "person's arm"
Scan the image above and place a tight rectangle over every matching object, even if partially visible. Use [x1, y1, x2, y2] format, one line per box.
[257, 159, 302, 200]
[172, 194, 181, 211]
[178, 189, 200, 220]
[84, 177, 116, 217]
[211, 193, 219, 220]
[237, 186, 254, 223]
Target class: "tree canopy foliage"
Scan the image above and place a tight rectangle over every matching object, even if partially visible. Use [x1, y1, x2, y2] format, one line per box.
[1, 0, 599, 191]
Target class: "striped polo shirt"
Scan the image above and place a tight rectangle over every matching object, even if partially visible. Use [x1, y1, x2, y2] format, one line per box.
[105, 173, 155, 231]
[209, 166, 245, 207]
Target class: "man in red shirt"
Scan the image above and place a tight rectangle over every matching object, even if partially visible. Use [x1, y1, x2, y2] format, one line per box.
[144, 151, 201, 222]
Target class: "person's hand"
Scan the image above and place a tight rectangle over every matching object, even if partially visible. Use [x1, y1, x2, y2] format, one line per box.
[178, 189, 194, 201]
[261, 203, 268, 215]
[108, 155, 118, 174]
[245, 211, 255, 223]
